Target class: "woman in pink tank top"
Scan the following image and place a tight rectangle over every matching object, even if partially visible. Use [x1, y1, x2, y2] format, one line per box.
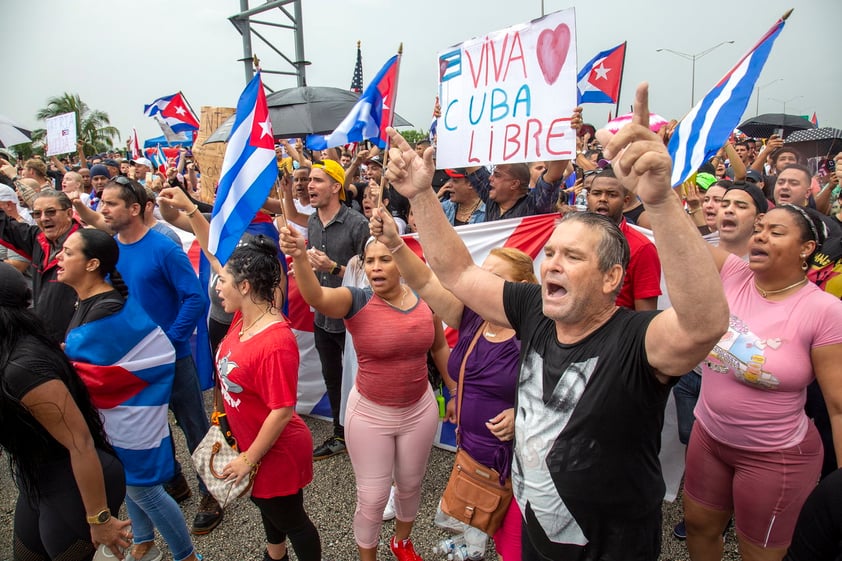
[281, 224, 449, 561]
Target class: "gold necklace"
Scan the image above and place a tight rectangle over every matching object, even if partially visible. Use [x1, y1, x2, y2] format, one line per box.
[754, 277, 808, 298]
[484, 324, 498, 337]
[239, 308, 271, 337]
[383, 285, 408, 309]
[456, 199, 480, 221]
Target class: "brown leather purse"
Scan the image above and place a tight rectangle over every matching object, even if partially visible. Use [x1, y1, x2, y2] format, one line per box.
[440, 322, 513, 535]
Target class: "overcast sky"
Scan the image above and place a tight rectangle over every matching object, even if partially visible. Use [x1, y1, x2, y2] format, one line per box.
[2, 0, 838, 148]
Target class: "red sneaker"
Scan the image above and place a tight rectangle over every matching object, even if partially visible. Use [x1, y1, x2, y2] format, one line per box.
[389, 536, 424, 561]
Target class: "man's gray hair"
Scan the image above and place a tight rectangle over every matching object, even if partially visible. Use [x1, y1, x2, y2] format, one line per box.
[34, 189, 72, 210]
[560, 212, 630, 274]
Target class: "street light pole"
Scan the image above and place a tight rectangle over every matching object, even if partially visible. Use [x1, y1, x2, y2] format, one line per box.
[657, 40, 735, 108]
[756, 79, 783, 116]
[769, 95, 804, 115]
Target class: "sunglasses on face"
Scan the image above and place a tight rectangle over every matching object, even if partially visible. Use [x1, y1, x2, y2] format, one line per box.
[31, 207, 66, 219]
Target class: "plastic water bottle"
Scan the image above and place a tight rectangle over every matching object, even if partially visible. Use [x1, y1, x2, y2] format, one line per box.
[575, 188, 588, 211]
[433, 533, 483, 561]
[463, 527, 487, 559]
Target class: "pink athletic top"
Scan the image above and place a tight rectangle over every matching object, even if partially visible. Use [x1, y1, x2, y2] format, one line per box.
[695, 254, 842, 451]
[345, 287, 435, 407]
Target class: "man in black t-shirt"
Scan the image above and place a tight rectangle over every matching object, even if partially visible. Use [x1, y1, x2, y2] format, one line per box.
[376, 84, 729, 561]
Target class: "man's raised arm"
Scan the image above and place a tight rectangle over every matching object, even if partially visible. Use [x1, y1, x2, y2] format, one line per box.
[597, 83, 728, 377]
[384, 129, 510, 328]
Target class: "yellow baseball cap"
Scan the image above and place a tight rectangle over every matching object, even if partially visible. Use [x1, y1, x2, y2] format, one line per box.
[312, 159, 346, 201]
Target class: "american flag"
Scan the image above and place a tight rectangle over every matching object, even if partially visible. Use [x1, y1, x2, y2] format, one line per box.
[350, 40, 363, 94]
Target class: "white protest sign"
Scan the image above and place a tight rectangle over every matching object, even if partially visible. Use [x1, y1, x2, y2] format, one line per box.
[45, 112, 77, 156]
[436, 9, 578, 169]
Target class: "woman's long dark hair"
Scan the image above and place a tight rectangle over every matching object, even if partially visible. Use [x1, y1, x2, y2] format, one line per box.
[0, 303, 112, 499]
[76, 228, 129, 298]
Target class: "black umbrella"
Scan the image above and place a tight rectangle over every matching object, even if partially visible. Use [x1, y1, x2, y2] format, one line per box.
[205, 86, 412, 144]
[784, 127, 842, 159]
[737, 113, 815, 139]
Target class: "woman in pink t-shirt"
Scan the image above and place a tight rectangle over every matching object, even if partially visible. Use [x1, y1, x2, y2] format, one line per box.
[281, 225, 449, 561]
[684, 205, 842, 561]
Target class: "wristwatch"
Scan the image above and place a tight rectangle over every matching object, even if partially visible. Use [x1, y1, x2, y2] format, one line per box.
[86, 509, 111, 525]
[330, 262, 341, 275]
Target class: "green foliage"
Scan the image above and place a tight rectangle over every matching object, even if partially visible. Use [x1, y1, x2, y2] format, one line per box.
[398, 128, 429, 146]
[35, 93, 121, 155]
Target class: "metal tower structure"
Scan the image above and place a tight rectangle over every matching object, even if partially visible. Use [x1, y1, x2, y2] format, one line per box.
[229, 0, 309, 90]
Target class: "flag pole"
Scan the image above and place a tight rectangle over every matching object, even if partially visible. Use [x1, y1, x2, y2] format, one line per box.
[377, 43, 403, 209]
[614, 41, 627, 120]
[179, 90, 200, 126]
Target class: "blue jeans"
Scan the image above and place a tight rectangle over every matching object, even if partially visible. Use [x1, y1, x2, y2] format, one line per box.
[673, 370, 702, 445]
[169, 355, 210, 494]
[126, 484, 195, 561]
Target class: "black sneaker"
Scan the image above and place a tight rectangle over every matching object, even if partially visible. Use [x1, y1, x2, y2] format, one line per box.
[313, 436, 346, 460]
[191, 493, 223, 535]
[673, 519, 687, 540]
[673, 517, 732, 541]
[164, 472, 191, 504]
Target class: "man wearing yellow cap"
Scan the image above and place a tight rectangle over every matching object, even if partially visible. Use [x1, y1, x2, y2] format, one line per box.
[306, 159, 370, 460]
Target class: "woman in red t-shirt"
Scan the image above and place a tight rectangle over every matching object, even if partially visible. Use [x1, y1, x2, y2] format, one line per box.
[280, 225, 449, 561]
[157, 187, 320, 561]
[215, 236, 321, 561]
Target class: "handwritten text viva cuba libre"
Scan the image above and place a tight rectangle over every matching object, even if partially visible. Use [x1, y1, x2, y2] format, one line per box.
[443, 30, 573, 162]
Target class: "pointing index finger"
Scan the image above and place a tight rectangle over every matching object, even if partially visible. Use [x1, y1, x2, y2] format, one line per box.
[632, 82, 651, 131]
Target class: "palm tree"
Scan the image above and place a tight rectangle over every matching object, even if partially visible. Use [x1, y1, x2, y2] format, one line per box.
[35, 93, 121, 155]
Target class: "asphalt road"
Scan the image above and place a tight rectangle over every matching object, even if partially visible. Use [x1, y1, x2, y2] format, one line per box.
[0, 412, 742, 560]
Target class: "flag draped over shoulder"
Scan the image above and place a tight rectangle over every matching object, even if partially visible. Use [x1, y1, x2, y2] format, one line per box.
[144, 91, 200, 132]
[208, 72, 277, 265]
[65, 297, 176, 487]
[668, 14, 789, 187]
[306, 54, 399, 150]
[577, 43, 626, 104]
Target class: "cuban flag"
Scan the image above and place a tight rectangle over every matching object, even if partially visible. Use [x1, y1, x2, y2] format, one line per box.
[577, 42, 626, 104]
[208, 72, 277, 265]
[155, 144, 168, 174]
[668, 13, 789, 187]
[65, 297, 177, 487]
[289, 214, 559, 441]
[130, 128, 142, 160]
[144, 91, 201, 132]
[306, 54, 400, 150]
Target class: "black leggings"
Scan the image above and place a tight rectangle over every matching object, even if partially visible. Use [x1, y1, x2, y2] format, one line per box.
[250, 490, 321, 561]
[13, 449, 125, 561]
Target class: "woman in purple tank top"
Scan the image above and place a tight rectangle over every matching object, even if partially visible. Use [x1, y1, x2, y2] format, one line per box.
[371, 207, 537, 561]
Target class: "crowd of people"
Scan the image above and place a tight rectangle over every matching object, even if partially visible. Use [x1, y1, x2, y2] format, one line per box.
[1, 80, 842, 561]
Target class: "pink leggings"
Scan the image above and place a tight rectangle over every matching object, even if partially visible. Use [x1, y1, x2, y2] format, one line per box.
[345, 385, 439, 548]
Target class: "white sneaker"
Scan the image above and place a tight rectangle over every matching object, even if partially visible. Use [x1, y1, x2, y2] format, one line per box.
[382, 485, 396, 521]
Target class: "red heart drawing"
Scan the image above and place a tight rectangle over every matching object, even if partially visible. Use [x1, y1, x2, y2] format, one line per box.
[536, 24, 571, 86]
